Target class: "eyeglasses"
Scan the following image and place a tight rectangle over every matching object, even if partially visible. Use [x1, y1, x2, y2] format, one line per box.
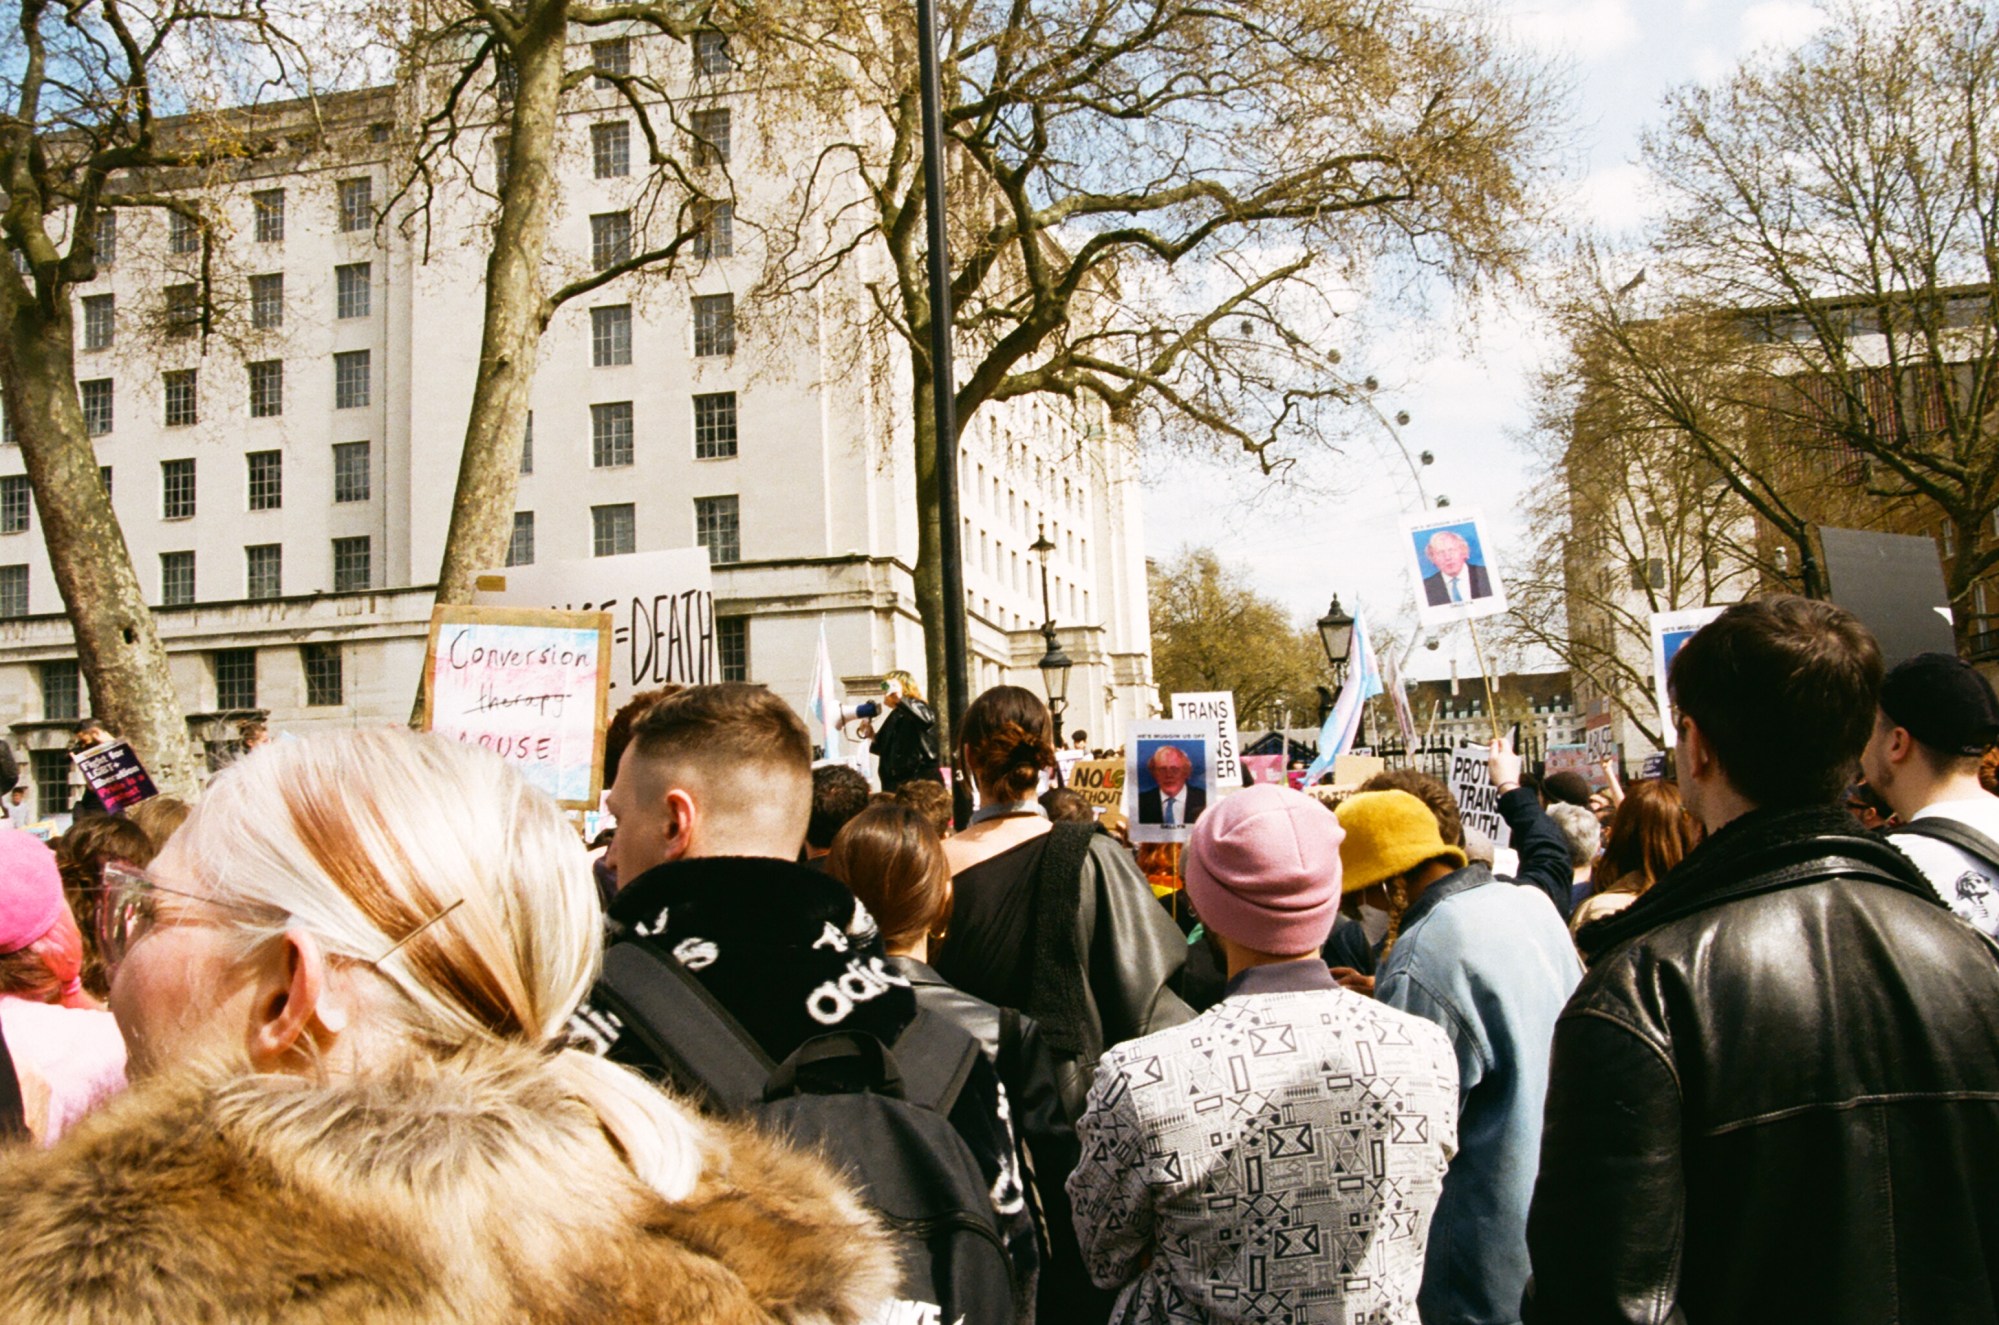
[93, 862, 465, 975]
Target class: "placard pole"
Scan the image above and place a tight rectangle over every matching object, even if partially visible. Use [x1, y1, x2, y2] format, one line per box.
[1464, 613, 1502, 744]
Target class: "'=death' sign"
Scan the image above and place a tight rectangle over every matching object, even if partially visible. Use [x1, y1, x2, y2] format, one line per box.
[422, 605, 611, 809]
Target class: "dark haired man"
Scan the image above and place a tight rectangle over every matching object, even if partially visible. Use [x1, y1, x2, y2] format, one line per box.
[804, 763, 871, 867]
[1860, 652, 1999, 934]
[1524, 598, 1999, 1324]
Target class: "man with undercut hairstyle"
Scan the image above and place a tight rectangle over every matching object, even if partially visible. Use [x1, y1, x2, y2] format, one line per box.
[1524, 599, 1999, 1325]
[574, 684, 1037, 1310]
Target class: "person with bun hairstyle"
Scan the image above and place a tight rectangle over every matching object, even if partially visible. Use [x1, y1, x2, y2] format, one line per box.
[937, 686, 1191, 1122]
[0, 729, 896, 1322]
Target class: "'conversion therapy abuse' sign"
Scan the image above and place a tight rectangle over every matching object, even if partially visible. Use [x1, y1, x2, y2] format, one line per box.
[422, 605, 611, 809]
[477, 547, 716, 700]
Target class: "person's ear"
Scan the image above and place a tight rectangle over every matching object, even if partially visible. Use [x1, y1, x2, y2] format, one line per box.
[247, 928, 330, 1070]
[660, 786, 699, 861]
[1887, 725, 1914, 767]
[1679, 716, 1714, 780]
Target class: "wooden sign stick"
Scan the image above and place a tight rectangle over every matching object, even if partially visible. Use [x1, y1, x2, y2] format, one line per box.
[1464, 612, 1503, 744]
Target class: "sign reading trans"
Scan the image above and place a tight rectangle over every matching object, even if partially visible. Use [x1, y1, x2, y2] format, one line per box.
[477, 547, 716, 702]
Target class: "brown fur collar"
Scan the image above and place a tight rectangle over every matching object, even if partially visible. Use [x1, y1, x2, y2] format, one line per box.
[0, 1041, 896, 1323]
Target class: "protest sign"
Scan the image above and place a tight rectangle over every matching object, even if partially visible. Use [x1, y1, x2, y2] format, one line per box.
[1544, 741, 1610, 792]
[1070, 758, 1126, 812]
[1171, 691, 1241, 792]
[1641, 752, 1668, 779]
[1403, 508, 1509, 630]
[71, 740, 157, 814]
[476, 547, 716, 702]
[1332, 753, 1385, 787]
[1821, 527, 1955, 665]
[422, 605, 612, 809]
[1242, 754, 1286, 787]
[1055, 747, 1088, 786]
[1449, 743, 1511, 849]
[1125, 722, 1215, 845]
[1649, 606, 1728, 748]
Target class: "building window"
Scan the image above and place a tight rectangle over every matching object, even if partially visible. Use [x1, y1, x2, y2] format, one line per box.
[592, 37, 630, 86]
[245, 543, 282, 599]
[335, 263, 371, 319]
[249, 272, 284, 329]
[692, 200, 733, 259]
[693, 391, 737, 458]
[302, 643, 343, 706]
[80, 379, 113, 436]
[695, 494, 739, 564]
[334, 350, 370, 409]
[160, 550, 195, 606]
[591, 211, 632, 270]
[521, 412, 534, 474]
[93, 210, 116, 266]
[717, 616, 747, 682]
[507, 510, 535, 566]
[694, 30, 731, 74]
[333, 441, 371, 503]
[591, 304, 633, 366]
[39, 660, 79, 721]
[168, 210, 200, 255]
[247, 360, 283, 418]
[592, 503, 635, 557]
[164, 283, 200, 338]
[591, 401, 634, 467]
[0, 475, 27, 534]
[332, 535, 371, 591]
[163, 370, 198, 426]
[337, 177, 373, 232]
[592, 121, 630, 178]
[690, 108, 731, 166]
[29, 748, 69, 818]
[246, 449, 282, 510]
[0, 564, 27, 617]
[692, 293, 734, 356]
[82, 294, 115, 350]
[214, 648, 258, 711]
[253, 189, 285, 243]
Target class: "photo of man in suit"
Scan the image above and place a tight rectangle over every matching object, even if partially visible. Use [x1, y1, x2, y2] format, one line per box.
[1137, 744, 1207, 827]
[1420, 529, 1493, 606]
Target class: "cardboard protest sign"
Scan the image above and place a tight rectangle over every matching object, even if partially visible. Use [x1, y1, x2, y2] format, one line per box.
[1821, 527, 1955, 665]
[1171, 691, 1241, 792]
[71, 740, 157, 814]
[1332, 754, 1385, 788]
[1242, 754, 1286, 787]
[1125, 722, 1215, 845]
[1069, 758, 1126, 812]
[1448, 743, 1511, 849]
[1649, 605, 1728, 748]
[1403, 509, 1508, 629]
[422, 605, 612, 809]
[476, 547, 716, 702]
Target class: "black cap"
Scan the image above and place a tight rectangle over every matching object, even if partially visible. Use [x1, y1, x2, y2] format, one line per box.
[1879, 653, 1999, 756]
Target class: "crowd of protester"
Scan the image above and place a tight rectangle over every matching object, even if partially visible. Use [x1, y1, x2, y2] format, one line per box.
[3, 592, 1999, 1322]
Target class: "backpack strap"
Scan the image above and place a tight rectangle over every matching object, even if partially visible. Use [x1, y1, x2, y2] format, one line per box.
[0, 1017, 26, 1142]
[594, 938, 774, 1113]
[763, 1009, 979, 1118]
[1886, 818, 1999, 873]
[1028, 823, 1098, 1059]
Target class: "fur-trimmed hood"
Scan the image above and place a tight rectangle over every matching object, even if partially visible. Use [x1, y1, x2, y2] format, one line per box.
[0, 1040, 896, 1323]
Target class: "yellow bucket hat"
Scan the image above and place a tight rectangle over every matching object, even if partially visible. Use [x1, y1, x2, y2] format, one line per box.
[1334, 790, 1468, 893]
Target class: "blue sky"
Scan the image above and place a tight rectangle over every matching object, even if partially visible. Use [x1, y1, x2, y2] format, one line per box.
[1140, 0, 1834, 680]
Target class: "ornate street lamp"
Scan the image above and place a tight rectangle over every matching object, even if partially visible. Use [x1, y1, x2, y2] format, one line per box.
[1031, 524, 1073, 729]
[1317, 595, 1355, 685]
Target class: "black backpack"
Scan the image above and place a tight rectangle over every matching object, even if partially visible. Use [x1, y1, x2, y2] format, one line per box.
[592, 937, 1023, 1325]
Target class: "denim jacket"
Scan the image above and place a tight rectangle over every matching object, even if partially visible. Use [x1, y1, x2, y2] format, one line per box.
[1377, 864, 1581, 1324]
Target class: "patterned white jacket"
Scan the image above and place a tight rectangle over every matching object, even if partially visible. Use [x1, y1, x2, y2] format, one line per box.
[1068, 961, 1459, 1323]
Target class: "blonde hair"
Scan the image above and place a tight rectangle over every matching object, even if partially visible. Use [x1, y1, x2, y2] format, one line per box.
[161, 728, 706, 1201]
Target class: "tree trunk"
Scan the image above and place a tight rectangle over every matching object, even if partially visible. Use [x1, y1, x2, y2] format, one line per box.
[415, 8, 569, 720]
[909, 370, 953, 749]
[0, 290, 200, 795]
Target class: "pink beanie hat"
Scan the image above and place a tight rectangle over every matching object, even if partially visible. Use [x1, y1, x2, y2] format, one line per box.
[0, 832, 65, 955]
[1184, 784, 1345, 955]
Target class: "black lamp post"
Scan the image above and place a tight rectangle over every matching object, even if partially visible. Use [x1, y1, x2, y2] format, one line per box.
[1316, 595, 1355, 685]
[1030, 524, 1073, 731]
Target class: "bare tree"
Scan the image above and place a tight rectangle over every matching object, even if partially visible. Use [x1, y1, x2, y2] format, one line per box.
[0, 0, 350, 792]
[1553, 0, 1999, 641]
[756, 0, 1563, 720]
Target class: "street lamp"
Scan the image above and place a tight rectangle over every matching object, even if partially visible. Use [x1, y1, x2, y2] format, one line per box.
[1030, 524, 1073, 730]
[1317, 595, 1355, 685]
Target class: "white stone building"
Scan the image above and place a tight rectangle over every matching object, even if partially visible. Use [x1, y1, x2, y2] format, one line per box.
[0, 53, 1156, 816]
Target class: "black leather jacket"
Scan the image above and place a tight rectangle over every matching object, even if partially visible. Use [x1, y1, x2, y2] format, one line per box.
[871, 698, 940, 791]
[1524, 806, 1999, 1325]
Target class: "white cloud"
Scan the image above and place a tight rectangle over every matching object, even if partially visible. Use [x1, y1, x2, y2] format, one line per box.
[1507, 0, 1643, 61]
[1739, 0, 1827, 51]
[1569, 163, 1661, 232]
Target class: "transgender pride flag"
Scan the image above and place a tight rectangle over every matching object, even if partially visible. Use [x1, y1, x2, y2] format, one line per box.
[1304, 608, 1383, 786]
